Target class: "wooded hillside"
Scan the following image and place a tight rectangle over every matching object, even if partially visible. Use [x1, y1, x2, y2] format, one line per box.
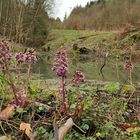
[63, 0, 140, 30]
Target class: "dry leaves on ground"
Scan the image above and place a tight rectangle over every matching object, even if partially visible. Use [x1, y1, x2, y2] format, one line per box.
[0, 104, 15, 120]
[20, 122, 34, 140]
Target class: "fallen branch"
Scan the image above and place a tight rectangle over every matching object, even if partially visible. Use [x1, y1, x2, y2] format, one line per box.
[53, 118, 73, 140]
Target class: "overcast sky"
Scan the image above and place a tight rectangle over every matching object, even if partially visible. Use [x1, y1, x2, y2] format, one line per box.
[52, 0, 94, 20]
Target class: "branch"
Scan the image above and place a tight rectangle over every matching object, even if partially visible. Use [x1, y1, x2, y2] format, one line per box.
[34, 102, 55, 112]
[53, 118, 73, 140]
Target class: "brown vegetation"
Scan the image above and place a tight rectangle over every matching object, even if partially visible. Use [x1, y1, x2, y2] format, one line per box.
[63, 0, 140, 30]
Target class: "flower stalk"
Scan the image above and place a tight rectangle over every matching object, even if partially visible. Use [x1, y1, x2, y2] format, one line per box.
[124, 56, 133, 85]
[52, 50, 68, 113]
[0, 40, 37, 108]
[72, 70, 85, 116]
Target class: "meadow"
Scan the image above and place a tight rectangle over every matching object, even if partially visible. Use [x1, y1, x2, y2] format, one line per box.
[0, 28, 140, 139]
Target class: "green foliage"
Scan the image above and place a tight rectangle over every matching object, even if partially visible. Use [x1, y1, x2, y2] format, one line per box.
[16, 108, 27, 114]
[122, 84, 136, 93]
[104, 82, 120, 93]
[83, 96, 92, 110]
[96, 121, 115, 138]
[34, 127, 53, 139]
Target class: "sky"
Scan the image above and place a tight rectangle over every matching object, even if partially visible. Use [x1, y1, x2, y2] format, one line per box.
[52, 0, 94, 21]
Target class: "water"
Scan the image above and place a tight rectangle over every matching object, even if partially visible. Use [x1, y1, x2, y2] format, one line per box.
[31, 54, 140, 83]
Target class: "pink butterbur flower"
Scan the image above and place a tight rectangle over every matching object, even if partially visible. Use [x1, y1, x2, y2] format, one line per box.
[72, 71, 85, 85]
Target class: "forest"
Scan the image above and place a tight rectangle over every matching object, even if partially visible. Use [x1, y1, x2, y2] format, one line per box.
[0, 0, 140, 140]
[63, 0, 140, 30]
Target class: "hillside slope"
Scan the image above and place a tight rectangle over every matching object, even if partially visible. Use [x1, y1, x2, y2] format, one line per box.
[43, 29, 140, 58]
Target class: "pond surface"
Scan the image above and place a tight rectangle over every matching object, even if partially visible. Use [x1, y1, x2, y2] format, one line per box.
[31, 53, 140, 83]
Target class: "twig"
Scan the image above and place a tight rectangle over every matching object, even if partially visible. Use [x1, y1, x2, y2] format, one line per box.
[73, 123, 86, 134]
[0, 121, 7, 136]
[34, 101, 55, 112]
[25, 64, 31, 96]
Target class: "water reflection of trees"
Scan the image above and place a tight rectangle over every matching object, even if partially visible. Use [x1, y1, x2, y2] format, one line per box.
[32, 54, 140, 82]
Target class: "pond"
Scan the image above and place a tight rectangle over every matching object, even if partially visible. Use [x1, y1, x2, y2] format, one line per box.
[31, 53, 140, 83]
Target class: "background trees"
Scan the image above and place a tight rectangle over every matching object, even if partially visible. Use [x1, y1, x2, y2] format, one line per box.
[0, 0, 54, 47]
[63, 0, 140, 30]
[1, 0, 140, 47]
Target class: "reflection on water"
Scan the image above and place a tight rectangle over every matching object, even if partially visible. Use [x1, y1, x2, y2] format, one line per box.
[31, 54, 140, 83]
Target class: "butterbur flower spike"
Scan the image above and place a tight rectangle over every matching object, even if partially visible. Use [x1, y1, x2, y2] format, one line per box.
[26, 48, 37, 63]
[72, 71, 85, 85]
[12, 91, 27, 108]
[15, 48, 37, 64]
[52, 50, 68, 77]
[52, 50, 69, 113]
[0, 40, 11, 69]
[15, 53, 26, 63]
[124, 58, 133, 71]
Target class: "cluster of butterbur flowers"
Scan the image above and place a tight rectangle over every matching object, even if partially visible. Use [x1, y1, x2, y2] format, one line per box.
[0, 40, 11, 70]
[1, 40, 135, 115]
[52, 50, 68, 77]
[0, 40, 37, 108]
[52, 49, 85, 113]
[124, 57, 133, 71]
[72, 71, 85, 86]
[0, 41, 85, 114]
[16, 48, 37, 64]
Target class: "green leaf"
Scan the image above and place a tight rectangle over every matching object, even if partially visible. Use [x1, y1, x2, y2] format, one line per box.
[82, 124, 89, 130]
[96, 132, 102, 137]
[104, 82, 120, 93]
[70, 103, 76, 109]
[16, 108, 27, 113]
[122, 85, 136, 93]
[38, 106, 44, 111]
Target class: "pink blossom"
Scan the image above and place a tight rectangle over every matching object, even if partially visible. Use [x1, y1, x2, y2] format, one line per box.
[12, 91, 27, 108]
[52, 50, 68, 77]
[124, 57, 133, 71]
[15, 53, 26, 63]
[0, 40, 11, 69]
[26, 48, 37, 63]
[72, 71, 85, 85]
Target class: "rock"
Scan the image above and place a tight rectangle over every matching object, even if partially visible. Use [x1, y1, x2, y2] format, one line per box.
[79, 47, 90, 54]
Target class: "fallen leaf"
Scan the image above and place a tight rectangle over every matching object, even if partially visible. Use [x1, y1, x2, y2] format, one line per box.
[75, 105, 83, 117]
[0, 104, 15, 120]
[20, 122, 34, 140]
[120, 123, 131, 130]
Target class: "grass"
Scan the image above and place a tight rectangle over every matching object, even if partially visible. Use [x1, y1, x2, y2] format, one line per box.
[43, 29, 140, 59]
[44, 29, 116, 50]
